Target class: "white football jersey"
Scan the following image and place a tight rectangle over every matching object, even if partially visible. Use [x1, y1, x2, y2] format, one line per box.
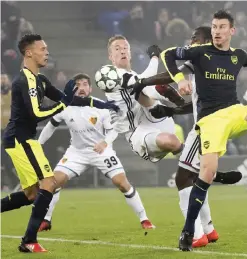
[104, 67, 142, 133]
[52, 105, 112, 150]
[183, 61, 198, 123]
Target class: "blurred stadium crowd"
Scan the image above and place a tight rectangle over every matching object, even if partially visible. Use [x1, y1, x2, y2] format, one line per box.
[1, 1, 247, 189]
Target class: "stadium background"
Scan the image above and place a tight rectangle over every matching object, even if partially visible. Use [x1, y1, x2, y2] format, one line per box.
[1, 1, 247, 191]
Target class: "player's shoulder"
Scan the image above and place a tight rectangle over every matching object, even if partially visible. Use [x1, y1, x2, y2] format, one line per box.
[189, 42, 212, 50]
[232, 47, 247, 56]
[38, 73, 51, 84]
[12, 70, 28, 89]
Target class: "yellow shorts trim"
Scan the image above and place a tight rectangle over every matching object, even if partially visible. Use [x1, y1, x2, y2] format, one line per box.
[5, 139, 53, 189]
[196, 104, 247, 156]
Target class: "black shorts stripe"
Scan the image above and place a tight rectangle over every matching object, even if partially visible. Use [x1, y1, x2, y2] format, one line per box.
[185, 135, 199, 164]
[21, 141, 44, 180]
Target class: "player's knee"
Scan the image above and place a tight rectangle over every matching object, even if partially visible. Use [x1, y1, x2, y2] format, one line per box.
[112, 173, 131, 193]
[156, 133, 181, 152]
[175, 166, 197, 191]
[200, 154, 218, 184]
[24, 183, 39, 201]
[54, 171, 69, 188]
[39, 176, 57, 192]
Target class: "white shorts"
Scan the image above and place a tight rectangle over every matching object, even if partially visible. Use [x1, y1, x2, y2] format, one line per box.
[126, 103, 176, 162]
[179, 127, 200, 173]
[54, 146, 124, 180]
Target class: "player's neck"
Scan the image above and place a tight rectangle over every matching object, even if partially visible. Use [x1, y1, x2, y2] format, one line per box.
[23, 59, 39, 76]
[213, 42, 231, 51]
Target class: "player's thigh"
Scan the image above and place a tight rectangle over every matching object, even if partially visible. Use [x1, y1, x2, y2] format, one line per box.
[54, 147, 89, 180]
[228, 104, 247, 138]
[196, 112, 232, 157]
[197, 104, 247, 156]
[5, 139, 53, 189]
[91, 148, 124, 179]
[179, 128, 200, 173]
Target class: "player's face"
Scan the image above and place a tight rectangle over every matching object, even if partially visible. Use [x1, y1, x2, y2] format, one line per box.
[26, 40, 49, 68]
[211, 19, 235, 47]
[109, 39, 131, 69]
[75, 79, 92, 97]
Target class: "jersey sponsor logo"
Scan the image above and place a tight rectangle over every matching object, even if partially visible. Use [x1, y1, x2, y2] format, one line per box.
[203, 141, 210, 149]
[89, 117, 97, 125]
[231, 55, 238, 65]
[205, 67, 235, 81]
[28, 88, 38, 97]
[44, 164, 51, 172]
[204, 53, 212, 60]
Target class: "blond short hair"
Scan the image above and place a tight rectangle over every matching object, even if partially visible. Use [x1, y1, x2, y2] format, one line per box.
[107, 35, 127, 50]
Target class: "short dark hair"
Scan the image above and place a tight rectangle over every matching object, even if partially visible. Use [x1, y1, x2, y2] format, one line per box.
[195, 26, 212, 41]
[213, 10, 234, 27]
[73, 73, 91, 86]
[18, 34, 42, 56]
[108, 35, 127, 49]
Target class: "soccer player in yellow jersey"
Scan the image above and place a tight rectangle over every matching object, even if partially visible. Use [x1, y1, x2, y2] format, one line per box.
[1, 34, 118, 253]
[160, 10, 247, 251]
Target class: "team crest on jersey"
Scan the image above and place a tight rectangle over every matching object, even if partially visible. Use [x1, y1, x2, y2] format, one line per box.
[61, 158, 67, 164]
[89, 117, 97, 125]
[44, 164, 51, 172]
[203, 141, 210, 149]
[231, 56, 238, 65]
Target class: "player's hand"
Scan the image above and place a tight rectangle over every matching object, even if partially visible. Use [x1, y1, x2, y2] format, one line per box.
[149, 105, 175, 118]
[62, 80, 78, 106]
[129, 76, 147, 100]
[93, 141, 107, 154]
[121, 73, 133, 89]
[178, 79, 192, 96]
[146, 45, 162, 59]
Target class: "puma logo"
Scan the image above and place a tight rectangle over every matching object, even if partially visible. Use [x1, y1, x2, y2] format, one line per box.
[195, 198, 203, 204]
[204, 54, 212, 60]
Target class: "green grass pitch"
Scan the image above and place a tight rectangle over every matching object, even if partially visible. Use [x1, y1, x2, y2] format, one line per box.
[1, 186, 247, 259]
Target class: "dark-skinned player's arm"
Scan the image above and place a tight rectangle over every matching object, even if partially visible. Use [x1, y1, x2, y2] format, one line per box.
[128, 61, 194, 106]
[149, 102, 193, 119]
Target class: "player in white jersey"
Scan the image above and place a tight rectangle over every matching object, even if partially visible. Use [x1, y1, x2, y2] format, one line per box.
[129, 26, 242, 248]
[38, 73, 155, 231]
[98, 35, 185, 163]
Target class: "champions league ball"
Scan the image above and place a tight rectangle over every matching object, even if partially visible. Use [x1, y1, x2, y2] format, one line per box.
[95, 65, 122, 92]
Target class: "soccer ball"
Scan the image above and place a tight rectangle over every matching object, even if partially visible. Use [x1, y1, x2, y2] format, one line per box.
[95, 65, 122, 92]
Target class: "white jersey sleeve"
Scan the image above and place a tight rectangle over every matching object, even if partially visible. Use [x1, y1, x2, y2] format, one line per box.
[52, 109, 66, 124]
[38, 110, 66, 144]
